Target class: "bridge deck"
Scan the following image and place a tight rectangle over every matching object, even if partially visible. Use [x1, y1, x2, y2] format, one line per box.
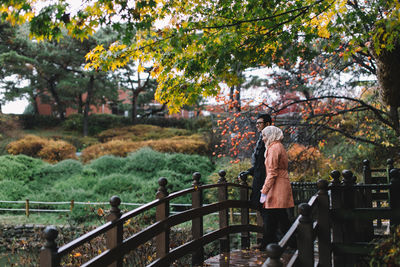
[203, 249, 294, 266]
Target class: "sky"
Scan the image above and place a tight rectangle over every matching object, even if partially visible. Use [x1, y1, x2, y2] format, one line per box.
[2, 98, 29, 114]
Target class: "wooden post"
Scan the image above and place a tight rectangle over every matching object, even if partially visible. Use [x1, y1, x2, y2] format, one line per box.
[389, 168, 400, 227]
[70, 200, 74, 212]
[362, 159, 371, 184]
[316, 179, 331, 267]
[342, 170, 357, 266]
[239, 172, 250, 249]
[256, 211, 263, 245]
[106, 196, 123, 267]
[218, 170, 230, 253]
[387, 158, 394, 180]
[39, 226, 60, 267]
[192, 172, 204, 266]
[263, 243, 283, 267]
[25, 199, 29, 217]
[156, 177, 170, 259]
[330, 170, 344, 267]
[361, 160, 374, 240]
[297, 203, 314, 267]
[362, 159, 372, 208]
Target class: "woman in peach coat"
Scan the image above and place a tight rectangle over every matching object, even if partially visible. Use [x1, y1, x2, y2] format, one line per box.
[259, 126, 294, 249]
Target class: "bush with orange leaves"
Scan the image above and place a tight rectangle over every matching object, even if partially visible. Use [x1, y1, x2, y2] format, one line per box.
[6, 135, 46, 157]
[37, 139, 78, 163]
[96, 124, 191, 142]
[287, 143, 338, 182]
[81, 134, 208, 163]
[6, 135, 77, 163]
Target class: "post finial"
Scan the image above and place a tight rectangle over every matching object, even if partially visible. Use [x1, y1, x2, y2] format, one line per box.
[362, 159, 370, 168]
[218, 170, 227, 183]
[157, 177, 169, 198]
[342, 170, 356, 185]
[239, 172, 248, 185]
[330, 170, 341, 185]
[265, 243, 283, 267]
[317, 179, 329, 193]
[298, 203, 312, 223]
[108, 196, 122, 221]
[192, 172, 201, 187]
[43, 226, 58, 250]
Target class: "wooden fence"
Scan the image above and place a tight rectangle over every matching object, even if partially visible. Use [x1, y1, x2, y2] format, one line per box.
[263, 167, 400, 267]
[37, 161, 399, 266]
[0, 200, 191, 217]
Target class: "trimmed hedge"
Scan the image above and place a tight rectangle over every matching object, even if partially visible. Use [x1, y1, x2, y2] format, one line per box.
[62, 114, 130, 135]
[6, 135, 77, 163]
[96, 124, 191, 142]
[0, 149, 215, 223]
[81, 134, 208, 162]
[18, 114, 63, 129]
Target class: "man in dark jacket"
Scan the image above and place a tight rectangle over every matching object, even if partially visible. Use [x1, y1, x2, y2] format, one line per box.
[239, 113, 272, 249]
[240, 113, 272, 209]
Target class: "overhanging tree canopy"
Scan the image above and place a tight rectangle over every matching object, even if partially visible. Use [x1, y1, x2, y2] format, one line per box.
[2, 0, 400, 144]
[2, 0, 398, 109]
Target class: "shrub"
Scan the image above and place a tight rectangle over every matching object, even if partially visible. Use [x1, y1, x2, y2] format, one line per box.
[88, 155, 127, 176]
[165, 153, 214, 177]
[53, 175, 98, 199]
[123, 148, 167, 175]
[134, 116, 212, 132]
[63, 114, 130, 135]
[6, 135, 77, 163]
[370, 226, 400, 266]
[62, 113, 83, 131]
[0, 155, 45, 182]
[58, 135, 99, 152]
[143, 135, 208, 155]
[96, 124, 191, 143]
[0, 114, 21, 137]
[206, 159, 252, 203]
[37, 139, 78, 163]
[81, 140, 143, 162]
[6, 135, 47, 157]
[288, 143, 339, 182]
[155, 169, 191, 192]
[31, 159, 82, 187]
[81, 134, 208, 162]
[0, 180, 30, 200]
[154, 169, 192, 203]
[18, 114, 62, 129]
[93, 173, 138, 196]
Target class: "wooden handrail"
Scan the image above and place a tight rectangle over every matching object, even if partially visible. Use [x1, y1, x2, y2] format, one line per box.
[278, 195, 317, 248]
[40, 170, 258, 267]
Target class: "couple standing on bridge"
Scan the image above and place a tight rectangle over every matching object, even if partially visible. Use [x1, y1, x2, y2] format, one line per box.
[240, 114, 295, 251]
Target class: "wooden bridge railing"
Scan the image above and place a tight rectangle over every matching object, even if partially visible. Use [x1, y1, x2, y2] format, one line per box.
[39, 159, 396, 266]
[263, 166, 400, 267]
[39, 170, 263, 267]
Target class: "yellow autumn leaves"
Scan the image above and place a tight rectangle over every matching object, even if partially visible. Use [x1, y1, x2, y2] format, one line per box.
[0, 0, 35, 25]
[308, 0, 348, 39]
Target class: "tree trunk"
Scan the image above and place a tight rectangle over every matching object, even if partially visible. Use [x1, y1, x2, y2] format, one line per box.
[78, 94, 83, 114]
[230, 85, 241, 112]
[47, 79, 65, 120]
[83, 75, 95, 137]
[368, 31, 400, 136]
[390, 106, 400, 137]
[131, 89, 138, 124]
